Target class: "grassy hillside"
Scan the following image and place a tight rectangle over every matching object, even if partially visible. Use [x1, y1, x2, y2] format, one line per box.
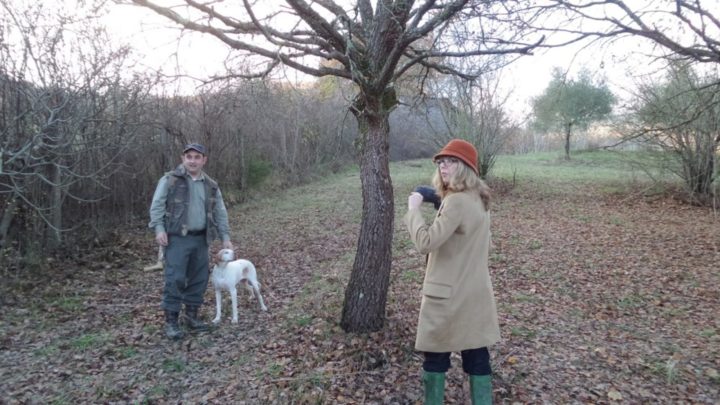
[1, 150, 718, 404]
[493, 150, 680, 186]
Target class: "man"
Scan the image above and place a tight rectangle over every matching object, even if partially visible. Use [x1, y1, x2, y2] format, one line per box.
[149, 143, 233, 340]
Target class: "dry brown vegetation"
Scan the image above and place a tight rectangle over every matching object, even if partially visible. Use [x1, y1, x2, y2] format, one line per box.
[1, 156, 718, 404]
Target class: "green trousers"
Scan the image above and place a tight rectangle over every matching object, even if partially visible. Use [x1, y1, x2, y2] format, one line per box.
[162, 234, 209, 311]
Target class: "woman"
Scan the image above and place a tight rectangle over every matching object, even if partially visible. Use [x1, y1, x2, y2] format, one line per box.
[405, 139, 500, 405]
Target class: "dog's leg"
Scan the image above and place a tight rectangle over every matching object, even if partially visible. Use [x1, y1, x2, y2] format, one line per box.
[230, 286, 239, 324]
[250, 282, 268, 311]
[213, 288, 223, 324]
[244, 282, 255, 301]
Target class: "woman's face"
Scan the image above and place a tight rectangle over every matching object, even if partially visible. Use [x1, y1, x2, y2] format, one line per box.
[435, 157, 460, 184]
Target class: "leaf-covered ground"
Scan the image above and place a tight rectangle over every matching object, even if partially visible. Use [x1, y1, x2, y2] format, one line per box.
[1, 160, 718, 404]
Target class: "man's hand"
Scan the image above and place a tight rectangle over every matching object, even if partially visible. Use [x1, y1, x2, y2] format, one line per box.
[155, 231, 168, 246]
[222, 240, 233, 250]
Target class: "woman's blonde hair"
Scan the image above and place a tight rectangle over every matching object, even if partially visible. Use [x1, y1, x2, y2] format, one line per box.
[432, 162, 491, 210]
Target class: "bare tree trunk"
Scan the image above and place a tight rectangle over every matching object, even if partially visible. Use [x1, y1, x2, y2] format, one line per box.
[341, 98, 394, 333]
[48, 162, 63, 249]
[690, 147, 716, 200]
[239, 130, 247, 191]
[564, 123, 572, 160]
[0, 195, 18, 248]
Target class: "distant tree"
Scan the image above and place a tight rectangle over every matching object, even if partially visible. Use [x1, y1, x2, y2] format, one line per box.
[628, 64, 719, 204]
[531, 68, 615, 159]
[128, 0, 545, 332]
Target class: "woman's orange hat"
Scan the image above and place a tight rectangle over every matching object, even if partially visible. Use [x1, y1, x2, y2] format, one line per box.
[433, 139, 478, 175]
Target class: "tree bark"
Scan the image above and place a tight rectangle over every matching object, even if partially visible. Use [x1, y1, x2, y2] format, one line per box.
[691, 148, 716, 198]
[564, 122, 572, 160]
[341, 95, 395, 333]
[0, 195, 18, 248]
[48, 162, 63, 249]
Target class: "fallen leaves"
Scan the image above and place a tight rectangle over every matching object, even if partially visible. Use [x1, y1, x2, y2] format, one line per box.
[607, 388, 624, 401]
[0, 175, 718, 403]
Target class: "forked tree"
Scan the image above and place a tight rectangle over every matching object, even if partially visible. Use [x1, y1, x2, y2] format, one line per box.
[129, 0, 544, 332]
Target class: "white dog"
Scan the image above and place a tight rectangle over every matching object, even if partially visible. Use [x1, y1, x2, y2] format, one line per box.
[211, 249, 267, 324]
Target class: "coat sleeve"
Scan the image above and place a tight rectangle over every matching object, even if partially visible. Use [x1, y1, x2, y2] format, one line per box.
[148, 176, 170, 234]
[213, 188, 231, 242]
[404, 194, 464, 255]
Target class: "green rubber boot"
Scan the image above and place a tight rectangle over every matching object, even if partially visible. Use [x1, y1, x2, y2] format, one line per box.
[422, 371, 445, 404]
[469, 374, 492, 405]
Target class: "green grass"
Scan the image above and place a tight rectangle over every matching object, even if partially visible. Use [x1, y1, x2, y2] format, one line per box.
[400, 269, 422, 283]
[293, 314, 313, 327]
[616, 294, 646, 310]
[490, 149, 680, 186]
[647, 357, 682, 383]
[528, 240, 543, 250]
[114, 346, 138, 359]
[513, 293, 538, 303]
[699, 329, 716, 338]
[510, 326, 537, 339]
[51, 295, 85, 313]
[246, 149, 687, 210]
[143, 385, 169, 400]
[70, 332, 110, 351]
[262, 362, 285, 378]
[33, 344, 59, 357]
[49, 394, 72, 405]
[161, 357, 186, 373]
[233, 353, 252, 367]
[31, 332, 110, 358]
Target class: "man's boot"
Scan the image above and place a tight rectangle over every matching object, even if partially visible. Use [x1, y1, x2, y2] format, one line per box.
[184, 304, 211, 332]
[469, 374, 493, 405]
[423, 371, 445, 405]
[164, 310, 185, 340]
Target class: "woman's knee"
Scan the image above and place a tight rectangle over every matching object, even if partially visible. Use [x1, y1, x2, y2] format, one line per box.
[461, 347, 491, 375]
[423, 352, 451, 373]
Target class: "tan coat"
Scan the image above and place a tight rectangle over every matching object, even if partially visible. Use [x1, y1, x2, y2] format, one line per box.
[404, 190, 501, 352]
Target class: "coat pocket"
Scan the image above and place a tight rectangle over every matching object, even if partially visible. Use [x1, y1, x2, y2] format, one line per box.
[422, 282, 452, 299]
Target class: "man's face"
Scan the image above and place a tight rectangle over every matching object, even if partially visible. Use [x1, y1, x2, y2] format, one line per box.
[181, 150, 207, 176]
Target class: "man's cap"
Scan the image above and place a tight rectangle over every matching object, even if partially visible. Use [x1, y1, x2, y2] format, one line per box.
[183, 143, 206, 155]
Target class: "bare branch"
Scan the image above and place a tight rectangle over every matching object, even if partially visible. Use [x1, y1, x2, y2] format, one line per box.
[544, 0, 720, 64]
